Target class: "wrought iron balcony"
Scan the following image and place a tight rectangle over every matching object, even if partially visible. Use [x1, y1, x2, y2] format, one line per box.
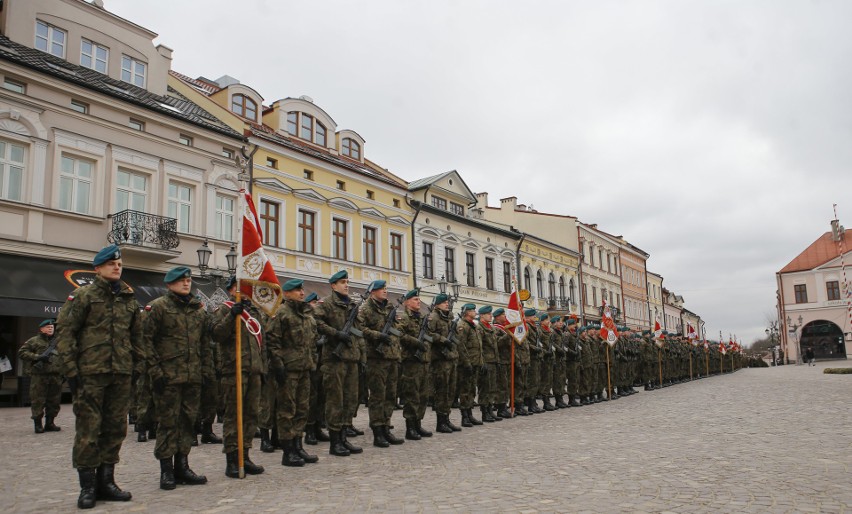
[108, 210, 180, 250]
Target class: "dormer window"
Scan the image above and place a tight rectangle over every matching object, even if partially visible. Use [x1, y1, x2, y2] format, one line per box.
[300, 114, 313, 140]
[231, 94, 257, 121]
[121, 55, 146, 87]
[286, 112, 298, 136]
[286, 112, 327, 145]
[431, 196, 447, 210]
[316, 123, 326, 146]
[342, 138, 361, 159]
[35, 20, 66, 58]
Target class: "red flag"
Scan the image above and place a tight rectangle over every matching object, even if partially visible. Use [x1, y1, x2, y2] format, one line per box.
[719, 341, 727, 355]
[599, 298, 619, 345]
[504, 289, 527, 343]
[237, 189, 282, 315]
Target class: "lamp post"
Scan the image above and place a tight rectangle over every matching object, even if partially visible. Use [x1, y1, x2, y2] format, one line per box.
[196, 240, 238, 288]
[787, 315, 804, 365]
[765, 321, 780, 366]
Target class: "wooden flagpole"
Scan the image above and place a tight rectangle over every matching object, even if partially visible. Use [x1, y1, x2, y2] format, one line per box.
[234, 289, 245, 478]
[605, 344, 612, 399]
[658, 346, 663, 387]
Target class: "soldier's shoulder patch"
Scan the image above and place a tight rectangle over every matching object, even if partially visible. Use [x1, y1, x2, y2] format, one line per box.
[67, 295, 75, 301]
[145, 305, 152, 311]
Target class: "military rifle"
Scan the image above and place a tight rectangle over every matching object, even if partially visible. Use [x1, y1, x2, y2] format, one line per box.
[376, 297, 403, 354]
[37, 337, 58, 362]
[442, 311, 463, 360]
[331, 293, 365, 359]
[413, 297, 437, 362]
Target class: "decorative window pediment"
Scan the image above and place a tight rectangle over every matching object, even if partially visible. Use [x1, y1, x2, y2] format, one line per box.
[442, 233, 461, 244]
[387, 216, 409, 227]
[253, 177, 293, 195]
[328, 197, 358, 212]
[463, 239, 481, 250]
[359, 207, 386, 219]
[419, 227, 440, 239]
[293, 188, 327, 203]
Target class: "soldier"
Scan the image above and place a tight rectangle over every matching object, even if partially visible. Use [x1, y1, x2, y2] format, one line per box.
[397, 288, 432, 440]
[303, 292, 329, 446]
[258, 307, 277, 454]
[564, 319, 583, 406]
[491, 308, 514, 419]
[538, 314, 555, 411]
[456, 303, 483, 427]
[56, 244, 143, 509]
[550, 316, 569, 409]
[267, 279, 319, 466]
[511, 310, 531, 416]
[427, 293, 462, 432]
[524, 309, 544, 413]
[313, 270, 363, 457]
[192, 295, 222, 448]
[18, 318, 63, 433]
[143, 266, 213, 489]
[476, 306, 501, 422]
[209, 277, 265, 478]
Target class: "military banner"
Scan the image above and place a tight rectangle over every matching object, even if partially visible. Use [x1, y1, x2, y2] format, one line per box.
[236, 188, 282, 316]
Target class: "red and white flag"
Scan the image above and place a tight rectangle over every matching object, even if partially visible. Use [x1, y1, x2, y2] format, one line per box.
[237, 189, 282, 316]
[504, 289, 528, 343]
[654, 316, 664, 347]
[687, 324, 699, 345]
[599, 299, 619, 346]
[719, 341, 727, 355]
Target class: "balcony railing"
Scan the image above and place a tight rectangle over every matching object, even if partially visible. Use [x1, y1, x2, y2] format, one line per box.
[108, 210, 180, 250]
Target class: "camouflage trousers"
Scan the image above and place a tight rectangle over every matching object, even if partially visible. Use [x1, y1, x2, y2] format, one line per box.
[153, 383, 200, 460]
[565, 363, 580, 395]
[135, 372, 155, 428]
[552, 360, 566, 397]
[400, 360, 429, 421]
[580, 363, 595, 395]
[528, 357, 541, 398]
[197, 377, 219, 426]
[495, 363, 509, 405]
[477, 363, 497, 406]
[29, 373, 62, 419]
[258, 374, 276, 430]
[539, 357, 554, 396]
[306, 368, 324, 427]
[321, 359, 358, 432]
[457, 365, 477, 409]
[275, 369, 311, 440]
[221, 373, 260, 454]
[512, 363, 527, 406]
[366, 358, 398, 428]
[430, 359, 457, 416]
[72, 373, 131, 469]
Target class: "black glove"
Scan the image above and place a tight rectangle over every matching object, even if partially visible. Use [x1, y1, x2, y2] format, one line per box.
[274, 366, 287, 385]
[37, 354, 50, 363]
[377, 333, 391, 345]
[66, 376, 78, 396]
[230, 302, 245, 316]
[153, 376, 167, 395]
[336, 330, 352, 345]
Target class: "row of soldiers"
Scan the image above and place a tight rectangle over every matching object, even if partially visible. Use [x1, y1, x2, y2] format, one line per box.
[44, 244, 742, 510]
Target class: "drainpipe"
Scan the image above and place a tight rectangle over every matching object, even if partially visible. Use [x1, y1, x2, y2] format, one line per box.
[644, 258, 652, 331]
[240, 144, 258, 194]
[515, 231, 526, 295]
[405, 186, 429, 290]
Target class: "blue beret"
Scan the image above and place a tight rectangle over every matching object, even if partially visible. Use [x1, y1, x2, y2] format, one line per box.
[164, 266, 192, 284]
[577, 327, 586, 334]
[403, 289, 420, 300]
[282, 279, 304, 291]
[329, 269, 348, 283]
[435, 293, 449, 304]
[492, 308, 505, 317]
[225, 275, 238, 290]
[93, 244, 121, 266]
[461, 303, 476, 312]
[478, 305, 492, 314]
[524, 308, 537, 317]
[550, 316, 562, 324]
[366, 280, 387, 293]
[565, 318, 576, 326]
[538, 313, 549, 322]
[39, 318, 56, 328]
[305, 292, 318, 303]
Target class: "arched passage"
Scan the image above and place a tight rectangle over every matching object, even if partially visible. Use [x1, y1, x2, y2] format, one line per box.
[800, 320, 847, 360]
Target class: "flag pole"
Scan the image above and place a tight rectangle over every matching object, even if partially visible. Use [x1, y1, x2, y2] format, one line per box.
[233, 173, 247, 478]
[510, 277, 518, 416]
[605, 344, 612, 400]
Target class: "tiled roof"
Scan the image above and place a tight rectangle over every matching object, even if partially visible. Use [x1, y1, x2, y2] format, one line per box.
[408, 171, 454, 190]
[779, 231, 851, 273]
[0, 35, 242, 140]
[169, 70, 221, 96]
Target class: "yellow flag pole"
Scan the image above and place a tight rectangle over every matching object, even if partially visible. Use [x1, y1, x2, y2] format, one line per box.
[705, 348, 709, 376]
[234, 289, 245, 479]
[605, 344, 612, 400]
[658, 346, 663, 387]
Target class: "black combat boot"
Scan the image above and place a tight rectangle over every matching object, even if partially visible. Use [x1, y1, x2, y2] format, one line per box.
[593, 394, 601, 403]
[174, 453, 207, 485]
[460, 409, 473, 428]
[405, 419, 421, 440]
[225, 451, 240, 478]
[243, 449, 265, 474]
[571, 395, 582, 407]
[468, 408, 483, 425]
[96, 463, 131, 501]
[346, 425, 364, 437]
[315, 424, 330, 442]
[304, 424, 318, 445]
[77, 468, 97, 509]
[201, 422, 222, 444]
[481, 405, 496, 422]
[33, 416, 44, 434]
[498, 403, 513, 418]
[384, 425, 404, 445]
[447, 413, 462, 431]
[555, 395, 569, 409]
[341, 428, 363, 454]
[282, 439, 305, 467]
[260, 429, 274, 453]
[295, 436, 319, 463]
[515, 401, 529, 416]
[44, 416, 61, 431]
[372, 425, 390, 448]
[489, 404, 502, 421]
[436, 414, 453, 433]
[148, 425, 157, 440]
[135, 423, 147, 442]
[329, 430, 351, 456]
[415, 419, 433, 437]
[543, 396, 556, 411]
[159, 458, 176, 490]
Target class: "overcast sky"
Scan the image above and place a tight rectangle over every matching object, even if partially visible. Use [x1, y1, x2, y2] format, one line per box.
[108, 0, 852, 346]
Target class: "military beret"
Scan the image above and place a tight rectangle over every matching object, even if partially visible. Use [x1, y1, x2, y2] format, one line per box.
[564, 318, 576, 326]
[478, 305, 492, 315]
[403, 288, 420, 300]
[39, 318, 56, 328]
[461, 303, 476, 312]
[642, 330, 651, 335]
[93, 244, 121, 266]
[282, 279, 304, 291]
[524, 308, 537, 317]
[538, 313, 549, 322]
[225, 275, 238, 290]
[492, 308, 505, 317]
[366, 279, 387, 293]
[577, 327, 586, 334]
[329, 269, 348, 283]
[164, 266, 192, 284]
[435, 293, 449, 305]
[305, 292, 318, 303]
[550, 315, 562, 324]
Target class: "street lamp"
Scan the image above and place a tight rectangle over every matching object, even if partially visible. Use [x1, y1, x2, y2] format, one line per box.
[196, 239, 212, 276]
[196, 240, 238, 287]
[437, 275, 448, 295]
[225, 244, 238, 276]
[765, 321, 780, 366]
[786, 315, 804, 365]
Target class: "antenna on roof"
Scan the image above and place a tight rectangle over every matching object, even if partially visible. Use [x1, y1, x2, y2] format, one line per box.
[299, 95, 314, 103]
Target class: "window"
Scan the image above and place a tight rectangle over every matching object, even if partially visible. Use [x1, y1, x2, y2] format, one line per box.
[0, 140, 25, 201]
[363, 226, 376, 266]
[592, 286, 597, 307]
[215, 194, 235, 241]
[70, 100, 88, 114]
[3, 79, 25, 94]
[35, 21, 66, 58]
[536, 270, 544, 298]
[259, 199, 279, 247]
[450, 202, 464, 216]
[333, 218, 348, 260]
[431, 196, 447, 210]
[589, 246, 594, 267]
[445, 247, 456, 283]
[121, 55, 146, 87]
[336, 180, 346, 191]
[598, 249, 603, 269]
[827, 281, 840, 301]
[342, 138, 361, 159]
[300, 114, 313, 141]
[524, 267, 531, 291]
[298, 210, 315, 254]
[366, 190, 374, 200]
[129, 118, 145, 131]
[548, 273, 556, 300]
[390, 233, 403, 271]
[794, 284, 808, 304]
[178, 134, 193, 146]
[59, 155, 93, 214]
[286, 112, 298, 136]
[115, 169, 148, 212]
[559, 276, 565, 301]
[222, 148, 234, 159]
[569, 278, 575, 305]
[393, 199, 400, 208]
[80, 39, 108, 73]
[167, 182, 192, 233]
[614, 257, 619, 274]
[607, 254, 612, 273]
[266, 157, 278, 168]
[303, 169, 313, 180]
[231, 94, 257, 120]
[422, 242, 434, 279]
[485, 257, 494, 290]
[503, 261, 512, 293]
[583, 284, 588, 306]
[465, 252, 476, 287]
[316, 122, 326, 146]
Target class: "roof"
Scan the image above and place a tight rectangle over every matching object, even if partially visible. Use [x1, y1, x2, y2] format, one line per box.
[0, 35, 242, 140]
[408, 171, 454, 190]
[779, 231, 851, 273]
[169, 70, 222, 96]
[415, 201, 521, 240]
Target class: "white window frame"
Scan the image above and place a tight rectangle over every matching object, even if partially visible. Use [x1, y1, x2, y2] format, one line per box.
[168, 181, 193, 234]
[214, 193, 236, 241]
[59, 154, 95, 214]
[35, 20, 66, 58]
[114, 168, 149, 213]
[0, 138, 26, 202]
[121, 55, 147, 88]
[80, 39, 108, 73]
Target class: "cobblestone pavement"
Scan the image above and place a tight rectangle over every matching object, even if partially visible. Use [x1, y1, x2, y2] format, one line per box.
[1, 361, 850, 513]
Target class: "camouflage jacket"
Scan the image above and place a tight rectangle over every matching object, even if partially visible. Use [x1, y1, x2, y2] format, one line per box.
[540, 327, 555, 359]
[427, 309, 457, 361]
[143, 291, 214, 385]
[476, 321, 498, 365]
[267, 298, 317, 372]
[457, 318, 482, 368]
[18, 333, 61, 375]
[358, 297, 401, 361]
[398, 307, 429, 363]
[579, 334, 595, 367]
[56, 276, 144, 377]
[527, 324, 543, 360]
[494, 323, 512, 366]
[209, 300, 265, 376]
[314, 292, 362, 363]
[564, 331, 581, 364]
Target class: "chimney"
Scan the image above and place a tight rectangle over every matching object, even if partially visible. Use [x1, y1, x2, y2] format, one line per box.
[475, 192, 488, 208]
[831, 219, 845, 242]
[156, 44, 173, 62]
[500, 196, 517, 211]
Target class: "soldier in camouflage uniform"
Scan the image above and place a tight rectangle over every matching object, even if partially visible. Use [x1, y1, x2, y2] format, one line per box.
[358, 280, 404, 447]
[133, 332, 156, 442]
[550, 316, 569, 408]
[524, 310, 544, 413]
[492, 308, 514, 419]
[427, 293, 462, 433]
[476, 306, 501, 422]
[538, 314, 556, 411]
[456, 303, 483, 427]
[143, 266, 213, 490]
[578, 327, 597, 404]
[303, 292, 329, 446]
[18, 318, 63, 433]
[267, 279, 319, 467]
[56, 245, 143, 509]
[512, 311, 531, 416]
[397, 289, 433, 440]
[191, 296, 222, 448]
[209, 277, 265, 479]
[564, 320, 583, 406]
[257, 308, 277, 454]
